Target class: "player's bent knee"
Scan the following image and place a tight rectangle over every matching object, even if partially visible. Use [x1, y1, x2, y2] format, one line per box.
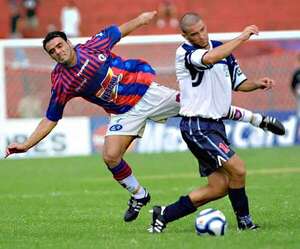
[224, 157, 247, 180]
[230, 164, 246, 179]
[102, 150, 122, 167]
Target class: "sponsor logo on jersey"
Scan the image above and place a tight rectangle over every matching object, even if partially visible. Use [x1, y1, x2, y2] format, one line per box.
[77, 59, 90, 76]
[95, 68, 122, 102]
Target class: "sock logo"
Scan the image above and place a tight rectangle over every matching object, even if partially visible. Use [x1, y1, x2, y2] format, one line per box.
[234, 109, 242, 120]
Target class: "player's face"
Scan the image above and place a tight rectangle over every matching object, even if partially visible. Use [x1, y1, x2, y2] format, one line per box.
[182, 19, 209, 48]
[45, 37, 75, 65]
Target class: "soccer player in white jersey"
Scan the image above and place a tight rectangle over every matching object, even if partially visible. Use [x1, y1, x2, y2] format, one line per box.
[149, 12, 284, 233]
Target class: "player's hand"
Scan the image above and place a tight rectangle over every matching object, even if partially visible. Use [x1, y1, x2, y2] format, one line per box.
[255, 77, 275, 90]
[5, 143, 28, 158]
[138, 11, 158, 25]
[239, 25, 259, 41]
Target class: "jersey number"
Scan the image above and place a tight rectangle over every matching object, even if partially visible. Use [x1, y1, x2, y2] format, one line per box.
[191, 71, 204, 87]
[185, 53, 204, 87]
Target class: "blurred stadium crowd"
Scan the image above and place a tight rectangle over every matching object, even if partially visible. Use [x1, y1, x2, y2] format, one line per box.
[1, 0, 300, 118]
[1, 0, 300, 38]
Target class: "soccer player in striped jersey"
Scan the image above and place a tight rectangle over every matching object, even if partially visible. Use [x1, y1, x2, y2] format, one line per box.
[149, 13, 285, 233]
[5, 11, 284, 224]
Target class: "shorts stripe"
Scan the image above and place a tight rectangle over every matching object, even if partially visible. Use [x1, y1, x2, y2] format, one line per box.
[196, 118, 229, 160]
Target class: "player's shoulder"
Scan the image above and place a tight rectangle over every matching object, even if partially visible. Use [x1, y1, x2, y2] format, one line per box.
[84, 25, 119, 44]
[176, 43, 186, 54]
[51, 63, 63, 76]
[51, 64, 59, 76]
[50, 64, 65, 86]
[176, 42, 195, 55]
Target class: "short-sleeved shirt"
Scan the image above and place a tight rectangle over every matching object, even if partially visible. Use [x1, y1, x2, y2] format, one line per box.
[175, 40, 247, 118]
[46, 25, 156, 121]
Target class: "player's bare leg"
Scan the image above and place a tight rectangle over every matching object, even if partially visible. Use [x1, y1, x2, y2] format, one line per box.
[189, 169, 229, 207]
[103, 135, 135, 167]
[222, 154, 259, 230]
[102, 135, 150, 222]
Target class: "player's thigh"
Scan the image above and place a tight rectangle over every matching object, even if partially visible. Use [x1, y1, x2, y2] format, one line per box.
[145, 83, 180, 122]
[106, 112, 147, 137]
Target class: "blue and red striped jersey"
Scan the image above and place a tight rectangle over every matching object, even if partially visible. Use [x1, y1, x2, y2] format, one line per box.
[46, 25, 156, 121]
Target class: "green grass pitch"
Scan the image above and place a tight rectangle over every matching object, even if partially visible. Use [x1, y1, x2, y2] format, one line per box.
[0, 147, 299, 249]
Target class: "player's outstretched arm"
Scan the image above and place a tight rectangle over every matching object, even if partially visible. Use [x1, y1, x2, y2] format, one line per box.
[236, 77, 275, 92]
[119, 11, 157, 38]
[5, 117, 57, 158]
[202, 25, 259, 65]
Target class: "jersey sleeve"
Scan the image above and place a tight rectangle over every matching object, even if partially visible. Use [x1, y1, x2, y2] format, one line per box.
[291, 70, 300, 90]
[226, 54, 247, 90]
[46, 88, 69, 122]
[188, 49, 213, 70]
[85, 25, 121, 50]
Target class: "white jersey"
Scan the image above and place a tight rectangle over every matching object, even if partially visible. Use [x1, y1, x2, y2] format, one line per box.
[176, 40, 247, 118]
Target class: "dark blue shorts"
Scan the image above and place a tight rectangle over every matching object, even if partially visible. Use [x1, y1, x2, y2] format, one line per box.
[180, 117, 235, 177]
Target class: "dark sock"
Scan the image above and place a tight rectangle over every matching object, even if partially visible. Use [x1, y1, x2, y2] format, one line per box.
[107, 159, 132, 181]
[228, 187, 250, 218]
[163, 195, 197, 223]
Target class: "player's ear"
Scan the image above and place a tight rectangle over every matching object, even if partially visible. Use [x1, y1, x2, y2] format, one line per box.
[67, 40, 73, 47]
[181, 32, 187, 40]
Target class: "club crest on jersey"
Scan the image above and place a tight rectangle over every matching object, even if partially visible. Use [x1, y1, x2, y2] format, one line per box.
[98, 53, 107, 62]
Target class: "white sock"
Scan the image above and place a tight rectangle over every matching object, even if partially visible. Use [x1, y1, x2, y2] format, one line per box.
[133, 186, 147, 199]
[250, 113, 263, 127]
[228, 106, 262, 127]
[227, 106, 251, 122]
[119, 175, 140, 194]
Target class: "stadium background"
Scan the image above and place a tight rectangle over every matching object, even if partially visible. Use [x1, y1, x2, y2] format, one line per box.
[1, 0, 299, 37]
[1, 0, 300, 158]
[1, 0, 300, 118]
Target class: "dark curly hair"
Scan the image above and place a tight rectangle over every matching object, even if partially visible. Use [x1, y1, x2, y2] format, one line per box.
[42, 31, 68, 51]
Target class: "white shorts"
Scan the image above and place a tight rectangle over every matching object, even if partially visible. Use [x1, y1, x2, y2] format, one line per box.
[106, 82, 180, 137]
